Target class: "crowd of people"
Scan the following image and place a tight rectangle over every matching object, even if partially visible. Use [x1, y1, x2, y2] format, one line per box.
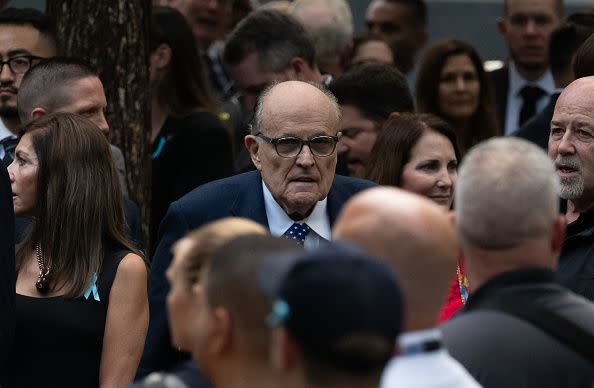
[1, 0, 594, 387]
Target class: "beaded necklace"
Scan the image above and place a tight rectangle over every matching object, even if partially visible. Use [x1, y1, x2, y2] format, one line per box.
[456, 262, 469, 304]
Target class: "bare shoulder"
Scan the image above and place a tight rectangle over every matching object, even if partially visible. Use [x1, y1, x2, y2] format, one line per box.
[113, 253, 148, 287]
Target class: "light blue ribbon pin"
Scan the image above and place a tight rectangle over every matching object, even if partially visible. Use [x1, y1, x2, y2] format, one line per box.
[84, 273, 100, 301]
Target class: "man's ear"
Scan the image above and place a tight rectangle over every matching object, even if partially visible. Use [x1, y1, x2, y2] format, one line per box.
[270, 326, 299, 372]
[245, 135, 262, 170]
[30, 107, 48, 120]
[496, 18, 507, 37]
[288, 57, 311, 80]
[152, 43, 172, 70]
[551, 214, 566, 256]
[210, 307, 233, 355]
[387, 111, 401, 121]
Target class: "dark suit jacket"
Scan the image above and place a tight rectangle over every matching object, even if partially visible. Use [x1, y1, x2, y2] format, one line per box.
[489, 66, 509, 132]
[137, 171, 376, 377]
[513, 92, 560, 151]
[0, 160, 15, 382]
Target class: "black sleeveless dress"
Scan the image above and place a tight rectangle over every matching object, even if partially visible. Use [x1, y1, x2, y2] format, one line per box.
[5, 249, 130, 388]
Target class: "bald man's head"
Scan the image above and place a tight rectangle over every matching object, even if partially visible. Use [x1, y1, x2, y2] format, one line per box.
[333, 187, 458, 331]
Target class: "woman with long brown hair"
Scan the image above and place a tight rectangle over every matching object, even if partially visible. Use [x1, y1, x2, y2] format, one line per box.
[6, 113, 148, 387]
[416, 38, 500, 155]
[366, 113, 468, 321]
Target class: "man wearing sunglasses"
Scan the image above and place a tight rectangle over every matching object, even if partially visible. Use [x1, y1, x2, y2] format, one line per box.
[0, 8, 56, 165]
[140, 80, 375, 377]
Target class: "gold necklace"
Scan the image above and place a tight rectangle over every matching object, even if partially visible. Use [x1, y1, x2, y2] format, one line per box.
[35, 243, 51, 294]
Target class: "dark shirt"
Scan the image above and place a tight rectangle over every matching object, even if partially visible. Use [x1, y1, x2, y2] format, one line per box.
[555, 206, 594, 301]
[442, 268, 594, 388]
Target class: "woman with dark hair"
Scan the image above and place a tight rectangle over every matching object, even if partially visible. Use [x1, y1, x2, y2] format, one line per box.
[365, 113, 468, 321]
[6, 113, 148, 387]
[150, 6, 234, 244]
[416, 38, 500, 155]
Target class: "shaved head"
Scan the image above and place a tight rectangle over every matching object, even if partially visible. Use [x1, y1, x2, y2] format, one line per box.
[333, 187, 458, 330]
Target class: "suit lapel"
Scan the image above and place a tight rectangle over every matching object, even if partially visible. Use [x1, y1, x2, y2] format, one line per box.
[229, 171, 269, 228]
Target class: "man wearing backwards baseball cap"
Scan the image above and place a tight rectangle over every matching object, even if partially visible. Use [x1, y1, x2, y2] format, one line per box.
[267, 243, 403, 388]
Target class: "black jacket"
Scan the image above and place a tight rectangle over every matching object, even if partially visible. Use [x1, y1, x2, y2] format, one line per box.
[442, 268, 594, 388]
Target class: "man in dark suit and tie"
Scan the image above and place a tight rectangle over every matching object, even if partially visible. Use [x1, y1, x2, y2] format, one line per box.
[0, 159, 15, 382]
[490, 0, 562, 135]
[138, 80, 376, 377]
[514, 15, 594, 150]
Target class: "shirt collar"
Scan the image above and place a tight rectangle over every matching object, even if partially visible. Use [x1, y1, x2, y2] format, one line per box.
[0, 118, 15, 141]
[464, 267, 554, 310]
[262, 180, 330, 239]
[398, 328, 442, 349]
[509, 61, 555, 97]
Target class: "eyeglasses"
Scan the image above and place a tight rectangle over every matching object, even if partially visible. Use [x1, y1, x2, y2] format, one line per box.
[256, 132, 341, 158]
[0, 55, 43, 74]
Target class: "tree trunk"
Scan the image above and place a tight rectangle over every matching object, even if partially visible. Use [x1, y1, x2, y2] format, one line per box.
[46, 0, 152, 246]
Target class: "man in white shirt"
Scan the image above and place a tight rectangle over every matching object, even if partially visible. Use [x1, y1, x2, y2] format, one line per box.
[139, 80, 376, 377]
[490, 0, 563, 135]
[333, 187, 481, 388]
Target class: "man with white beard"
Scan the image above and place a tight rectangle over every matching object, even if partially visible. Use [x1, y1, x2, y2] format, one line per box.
[549, 76, 594, 301]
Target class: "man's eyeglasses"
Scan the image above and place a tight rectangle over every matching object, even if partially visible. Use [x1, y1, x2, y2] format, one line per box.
[256, 133, 341, 158]
[0, 55, 43, 74]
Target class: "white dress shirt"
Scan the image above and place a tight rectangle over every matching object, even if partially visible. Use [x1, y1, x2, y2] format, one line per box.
[262, 181, 331, 249]
[0, 118, 16, 160]
[503, 62, 555, 135]
[380, 328, 482, 388]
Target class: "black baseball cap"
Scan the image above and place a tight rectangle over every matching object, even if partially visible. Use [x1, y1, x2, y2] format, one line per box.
[268, 242, 403, 374]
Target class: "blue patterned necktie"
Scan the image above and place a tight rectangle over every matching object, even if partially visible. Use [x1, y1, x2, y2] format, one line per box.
[282, 223, 311, 246]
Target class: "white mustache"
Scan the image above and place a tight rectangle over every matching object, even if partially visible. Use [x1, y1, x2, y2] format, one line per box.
[555, 155, 581, 170]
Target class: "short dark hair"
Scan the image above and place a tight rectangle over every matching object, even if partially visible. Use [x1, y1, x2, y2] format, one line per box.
[0, 8, 56, 51]
[549, 17, 594, 80]
[18, 57, 98, 123]
[223, 9, 316, 72]
[503, 0, 564, 19]
[574, 33, 594, 78]
[365, 113, 460, 186]
[329, 62, 413, 125]
[382, 0, 427, 26]
[205, 235, 303, 362]
[151, 6, 216, 116]
[415, 38, 500, 155]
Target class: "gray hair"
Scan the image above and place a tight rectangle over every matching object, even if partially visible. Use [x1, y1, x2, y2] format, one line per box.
[291, 0, 354, 66]
[251, 81, 341, 135]
[455, 138, 560, 249]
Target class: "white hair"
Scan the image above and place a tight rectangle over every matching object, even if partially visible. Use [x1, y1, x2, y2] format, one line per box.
[291, 0, 354, 66]
[455, 138, 560, 249]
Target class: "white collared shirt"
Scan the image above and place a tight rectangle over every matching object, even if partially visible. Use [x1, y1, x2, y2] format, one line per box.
[262, 180, 331, 249]
[381, 328, 482, 388]
[504, 62, 555, 135]
[0, 118, 16, 160]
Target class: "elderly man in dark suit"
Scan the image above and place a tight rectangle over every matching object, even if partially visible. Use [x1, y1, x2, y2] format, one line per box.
[138, 80, 376, 377]
[0, 159, 15, 382]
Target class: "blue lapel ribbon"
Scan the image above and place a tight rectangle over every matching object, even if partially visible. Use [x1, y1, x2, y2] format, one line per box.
[84, 273, 100, 301]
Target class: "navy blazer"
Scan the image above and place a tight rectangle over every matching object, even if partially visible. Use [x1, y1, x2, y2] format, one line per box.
[0, 160, 15, 382]
[137, 171, 376, 377]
